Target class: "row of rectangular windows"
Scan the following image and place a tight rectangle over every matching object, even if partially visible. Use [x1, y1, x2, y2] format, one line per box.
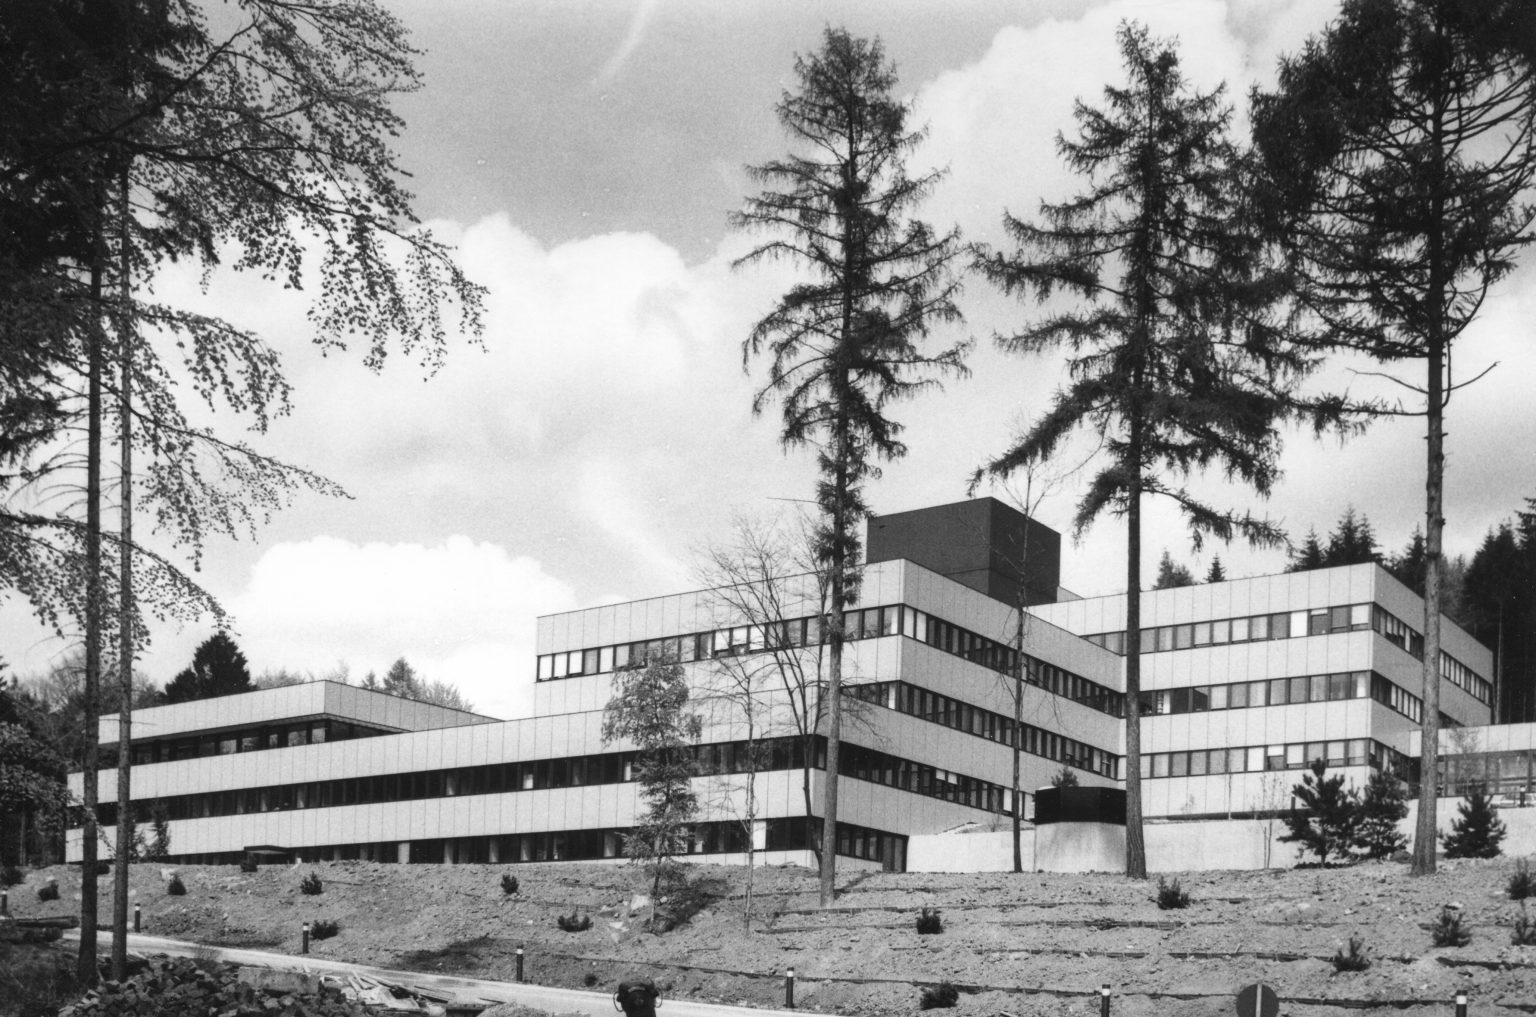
[537, 602, 1123, 717]
[87, 732, 1007, 829]
[1133, 669, 1448, 727]
[1140, 738, 1412, 780]
[1088, 603, 1371, 654]
[1085, 603, 1490, 704]
[845, 680, 1120, 780]
[838, 739, 1012, 815]
[150, 817, 908, 870]
[116, 719, 392, 768]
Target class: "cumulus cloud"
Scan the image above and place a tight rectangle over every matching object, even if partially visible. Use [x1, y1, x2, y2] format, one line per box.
[228, 535, 578, 719]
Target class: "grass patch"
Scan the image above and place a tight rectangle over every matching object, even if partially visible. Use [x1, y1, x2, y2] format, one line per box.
[0, 944, 89, 1017]
[395, 937, 500, 974]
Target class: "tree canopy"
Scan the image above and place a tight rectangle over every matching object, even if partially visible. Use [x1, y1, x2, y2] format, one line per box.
[162, 632, 254, 704]
[733, 26, 968, 906]
[973, 21, 1313, 878]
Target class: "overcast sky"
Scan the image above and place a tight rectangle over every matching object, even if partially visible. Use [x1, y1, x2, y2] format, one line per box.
[4, 0, 1532, 719]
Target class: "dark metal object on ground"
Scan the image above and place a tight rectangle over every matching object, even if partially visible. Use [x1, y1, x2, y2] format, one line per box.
[614, 976, 661, 1017]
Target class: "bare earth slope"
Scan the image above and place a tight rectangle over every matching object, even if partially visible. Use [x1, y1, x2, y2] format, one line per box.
[10, 858, 1536, 1017]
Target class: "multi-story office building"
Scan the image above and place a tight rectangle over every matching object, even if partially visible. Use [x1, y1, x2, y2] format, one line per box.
[67, 499, 1494, 871]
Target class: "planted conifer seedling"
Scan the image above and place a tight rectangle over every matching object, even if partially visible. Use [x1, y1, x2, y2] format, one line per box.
[1332, 935, 1371, 972]
[1508, 860, 1534, 901]
[1431, 905, 1471, 948]
[1157, 877, 1190, 910]
[919, 982, 959, 1010]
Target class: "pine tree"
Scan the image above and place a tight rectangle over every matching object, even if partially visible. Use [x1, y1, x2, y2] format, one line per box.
[1253, 0, 1536, 876]
[1441, 783, 1507, 858]
[1352, 768, 1409, 859]
[1280, 760, 1361, 865]
[973, 22, 1312, 878]
[733, 27, 968, 906]
[1205, 557, 1227, 583]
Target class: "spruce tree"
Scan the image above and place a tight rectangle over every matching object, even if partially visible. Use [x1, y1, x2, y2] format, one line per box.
[1253, 0, 1536, 875]
[973, 22, 1312, 878]
[1205, 556, 1227, 583]
[1353, 768, 1409, 859]
[733, 27, 968, 906]
[1442, 784, 1507, 858]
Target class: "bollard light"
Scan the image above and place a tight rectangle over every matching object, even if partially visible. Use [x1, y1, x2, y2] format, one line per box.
[786, 967, 796, 1009]
[134, 902, 141, 933]
[515, 945, 524, 983]
[301, 921, 310, 955]
[1455, 991, 1468, 1017]
[1100, 983, 1111, 1017]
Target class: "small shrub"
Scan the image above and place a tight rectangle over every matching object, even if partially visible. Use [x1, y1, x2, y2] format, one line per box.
[167, 874, 187, 896]
[311, 919, 340, 941]
[557, 911, 591, 932]
[919, 982, 959, 1010]
[1508, 860, 1535, 901]
[1442, 784, 1507, 859]
[37, 881, 59, 902]
[239, 859, 258, 874]
[1512, 904, 1536, 947]
[1431, 905, 1471, 948]
[3, 864, 25, 886]
[501, 873, 519, 896]
[300, 872, 323, 896]
[1156, 876, 1190, 910]
[915, 907, 943, 935]
[93, 860, 111, 877]
[1332, 935, 1371, 972]
[583, 972, 599, 987]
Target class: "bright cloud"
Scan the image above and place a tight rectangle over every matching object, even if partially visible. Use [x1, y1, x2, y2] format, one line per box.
[228, 535, 578, 719]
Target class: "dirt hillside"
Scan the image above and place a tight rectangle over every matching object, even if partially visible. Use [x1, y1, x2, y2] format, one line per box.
[9, 856, 1536, 1017]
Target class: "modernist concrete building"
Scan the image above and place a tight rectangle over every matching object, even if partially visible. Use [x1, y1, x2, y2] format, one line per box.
[67, 499, 1496, 871]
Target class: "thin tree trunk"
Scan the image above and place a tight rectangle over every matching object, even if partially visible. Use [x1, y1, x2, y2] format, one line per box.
[112, 160, 134, 980]
[1124, 464, 1147, 879]
[1411, 89, 1449, 880]
[819, 400, 852, 907]
[79, 247, 105, 986]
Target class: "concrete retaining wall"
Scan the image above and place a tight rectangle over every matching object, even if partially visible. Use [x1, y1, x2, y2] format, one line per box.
[907, 800, 1536, 873]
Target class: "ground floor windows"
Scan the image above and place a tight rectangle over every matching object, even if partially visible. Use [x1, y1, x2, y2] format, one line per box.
[148, 817, 909, 871]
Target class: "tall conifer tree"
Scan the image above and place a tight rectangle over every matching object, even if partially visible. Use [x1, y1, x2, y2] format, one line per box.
[1252, 0, 1535, 875]
[734, 28, 967, 906]
[974, 23, 1311, 878]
